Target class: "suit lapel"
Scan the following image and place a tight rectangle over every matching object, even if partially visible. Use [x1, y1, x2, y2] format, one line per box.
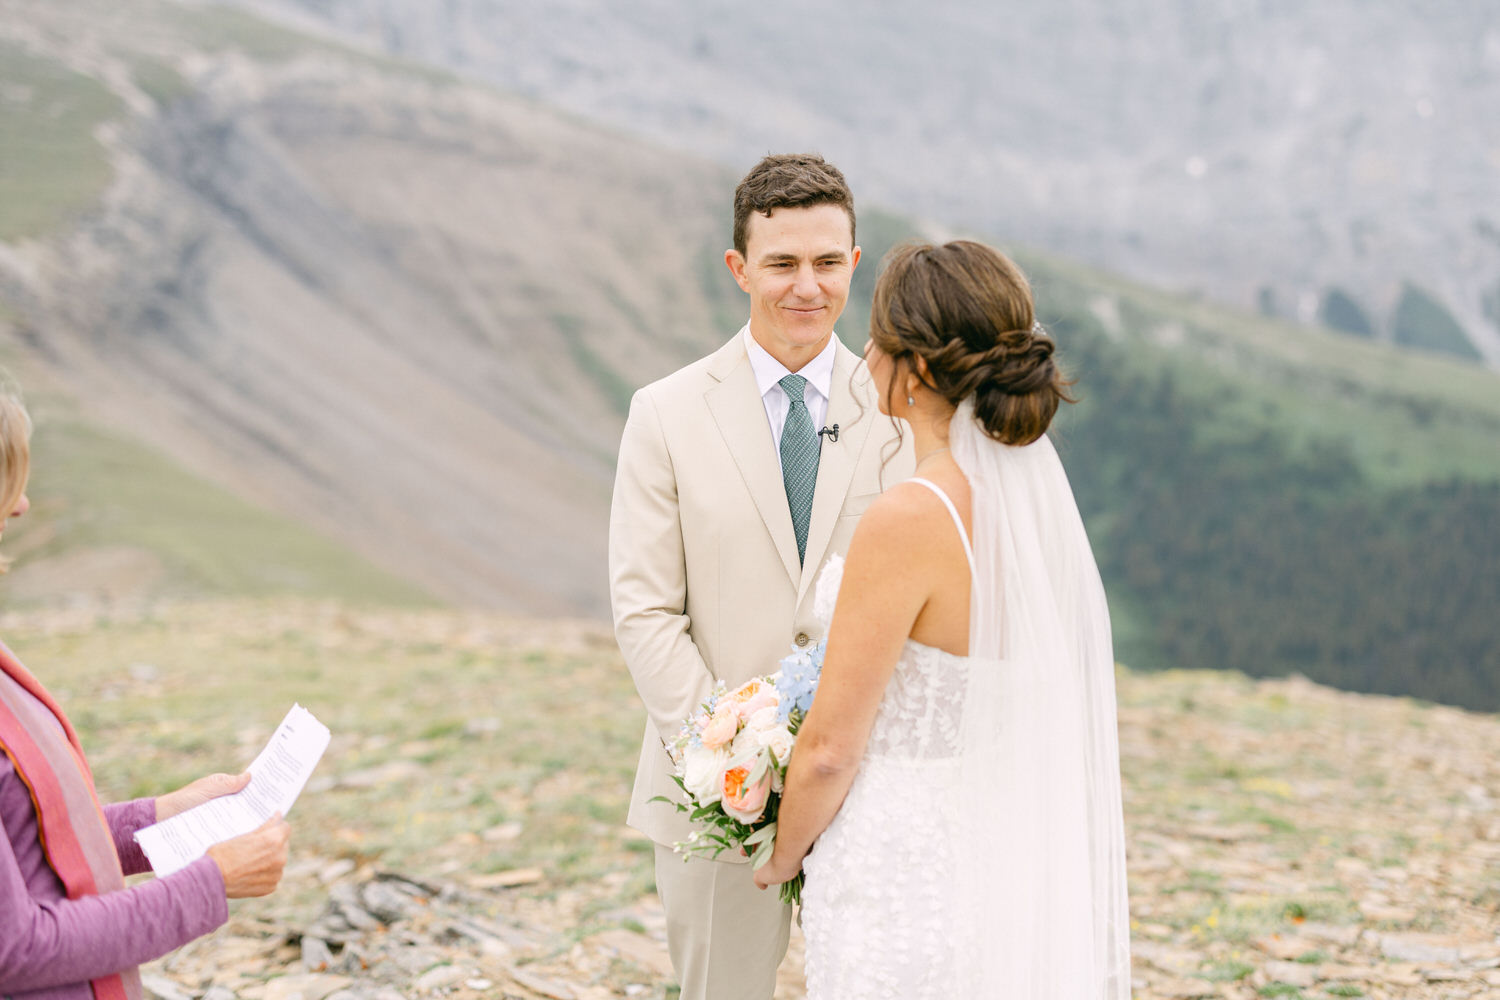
[797, 341, 874, 605]
[705, 334, 802, 587]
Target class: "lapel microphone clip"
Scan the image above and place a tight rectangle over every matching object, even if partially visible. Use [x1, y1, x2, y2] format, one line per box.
[817, 424, 840, 443]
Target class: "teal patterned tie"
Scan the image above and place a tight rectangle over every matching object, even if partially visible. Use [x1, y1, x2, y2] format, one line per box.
[779, 373, 820, 565]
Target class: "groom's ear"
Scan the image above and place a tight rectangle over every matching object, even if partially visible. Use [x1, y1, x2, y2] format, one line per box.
[725, 248, 751, 293]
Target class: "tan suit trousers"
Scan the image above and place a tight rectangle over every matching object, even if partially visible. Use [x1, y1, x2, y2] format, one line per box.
[654, 846, 792, 1000]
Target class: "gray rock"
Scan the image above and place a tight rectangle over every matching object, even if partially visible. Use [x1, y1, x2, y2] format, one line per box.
[412, 964, 469, 991]
[140, 974, 194, 1000]
[384, 945, 449, 975]
[1297, 922, 1363, 947]
[1263, 960, 1318, 988]
[359, 880, 414, 923]
[360, 990, 408, 1000]
[507, 967, 578, 1000]
[261, 975, 353, 1000]
[335, 945, 373, 975]
[305, 916, 364, 945]
[1380, 933, 1463, 963]
[439, 916, 523, 954]
[318, 858, 357, 883]
[302, 936, 336, 972]
[480, 821, 523, 843]
[329, 884, 383, 931]
[376, 872, 439, 897]
[464, 716, 502, 735]
[329, 989, 404, 1000]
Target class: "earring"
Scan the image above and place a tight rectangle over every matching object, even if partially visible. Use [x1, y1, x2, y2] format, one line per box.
[907, 394, 915, 407]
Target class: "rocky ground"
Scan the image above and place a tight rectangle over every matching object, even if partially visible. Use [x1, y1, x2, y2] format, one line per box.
[5, 601, 1495, 999]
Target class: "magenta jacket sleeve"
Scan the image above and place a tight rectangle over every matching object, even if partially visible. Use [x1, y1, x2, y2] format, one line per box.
[0, 761, 229, 992]
[104, 798, 156, 877]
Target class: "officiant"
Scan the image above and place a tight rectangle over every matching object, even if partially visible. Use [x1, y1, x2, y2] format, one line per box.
[0, 380, 291, 1000]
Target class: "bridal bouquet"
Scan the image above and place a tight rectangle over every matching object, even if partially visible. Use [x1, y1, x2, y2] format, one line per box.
[656, 638, 826, 905]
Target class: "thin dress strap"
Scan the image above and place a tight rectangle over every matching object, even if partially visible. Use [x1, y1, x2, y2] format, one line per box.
[909, 477, 977, 578]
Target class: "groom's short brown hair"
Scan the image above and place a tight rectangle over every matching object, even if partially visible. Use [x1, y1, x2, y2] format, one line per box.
[732, 153, 856, 257]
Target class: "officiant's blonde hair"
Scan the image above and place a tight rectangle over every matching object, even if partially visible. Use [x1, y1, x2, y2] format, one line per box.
[0, 377, 31, 573]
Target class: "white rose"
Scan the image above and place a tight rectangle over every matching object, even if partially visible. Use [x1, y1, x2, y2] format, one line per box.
[745, 704, 779, 734]
[756, 724, 794, 766]
[682, 746, 729, 804]
[728, 725, 758, 759]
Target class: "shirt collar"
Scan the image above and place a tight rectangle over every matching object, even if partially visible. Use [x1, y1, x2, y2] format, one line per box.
[742, 324, 839, 402]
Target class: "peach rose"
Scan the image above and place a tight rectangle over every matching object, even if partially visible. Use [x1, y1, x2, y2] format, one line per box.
[721, 761, 773, 824]
[728, 679, 780, 720]
[729, 678, 766, 702]
[700, 707, 739, 751]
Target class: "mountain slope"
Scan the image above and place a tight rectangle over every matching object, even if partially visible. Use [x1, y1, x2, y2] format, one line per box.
[221, 0, 1500, 367]
[3, 0, 1499, 708]
[0, 357, 432, 607]
[2, 0, 750, 614]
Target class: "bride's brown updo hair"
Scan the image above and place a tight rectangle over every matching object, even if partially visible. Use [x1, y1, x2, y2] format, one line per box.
[870, 240, 1073, 445]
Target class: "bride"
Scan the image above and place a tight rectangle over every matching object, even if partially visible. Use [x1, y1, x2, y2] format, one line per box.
[753, 240, 1130, 998]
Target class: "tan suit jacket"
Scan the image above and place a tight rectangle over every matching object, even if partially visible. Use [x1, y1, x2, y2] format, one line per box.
[610, 327, 911, 847]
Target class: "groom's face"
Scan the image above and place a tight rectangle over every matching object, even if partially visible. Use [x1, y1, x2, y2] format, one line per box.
[726, 203, 860, 370]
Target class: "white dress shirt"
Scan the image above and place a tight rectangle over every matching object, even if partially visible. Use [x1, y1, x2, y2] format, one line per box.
[743, 324, 838, 470]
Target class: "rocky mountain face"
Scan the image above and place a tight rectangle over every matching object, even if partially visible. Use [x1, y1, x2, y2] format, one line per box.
[3, 0, 1497, 638]
[0, 0, 744, 614]
[225, 0, 1500, 366]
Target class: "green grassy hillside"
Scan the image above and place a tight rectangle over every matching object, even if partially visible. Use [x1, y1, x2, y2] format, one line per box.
[0, 379, 433, 607]
[1013, 250, 1500, 709]
[1023, 248, 1500, 487]
[0, 41, 121, 241]
[0, 0, 443, 242]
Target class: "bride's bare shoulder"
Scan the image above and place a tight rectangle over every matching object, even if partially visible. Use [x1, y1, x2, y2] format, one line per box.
[853, 477, 968, 548]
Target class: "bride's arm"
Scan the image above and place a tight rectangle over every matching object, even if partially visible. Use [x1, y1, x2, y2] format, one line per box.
[755, 486, 937, 888]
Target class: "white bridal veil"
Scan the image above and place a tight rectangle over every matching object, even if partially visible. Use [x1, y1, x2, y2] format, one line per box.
[949, 397, 1131, 997]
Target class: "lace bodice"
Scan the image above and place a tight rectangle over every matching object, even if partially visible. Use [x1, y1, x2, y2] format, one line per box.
[811, 548, 971, 762]
[802, 551, 981, 998]
[865, 640, 968, 759]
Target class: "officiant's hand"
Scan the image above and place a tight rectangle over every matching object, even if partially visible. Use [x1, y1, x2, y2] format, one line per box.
[155, 771, 252, 821]
[207, 812, 291, 898]
[752, 850, 802, 891]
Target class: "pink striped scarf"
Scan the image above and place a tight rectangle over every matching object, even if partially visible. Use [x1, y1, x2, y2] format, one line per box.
[0, 641, 142, 1000]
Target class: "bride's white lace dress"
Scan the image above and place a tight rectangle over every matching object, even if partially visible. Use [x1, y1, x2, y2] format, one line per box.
[800, 639, 981, 995]
[794, 402, 1132, 999]
[798, 487, 982, 999]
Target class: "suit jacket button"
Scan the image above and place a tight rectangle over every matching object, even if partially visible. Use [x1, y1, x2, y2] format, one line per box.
[795, 632, 810, 647]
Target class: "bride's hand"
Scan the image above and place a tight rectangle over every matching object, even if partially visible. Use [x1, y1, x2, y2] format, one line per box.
[752, 850, 802, 890]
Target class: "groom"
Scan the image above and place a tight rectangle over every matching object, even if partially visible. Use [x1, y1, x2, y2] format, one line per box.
[609, 153, 911, 999]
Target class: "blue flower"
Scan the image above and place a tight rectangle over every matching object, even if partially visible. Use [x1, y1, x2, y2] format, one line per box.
[776, 638, 826, 725]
